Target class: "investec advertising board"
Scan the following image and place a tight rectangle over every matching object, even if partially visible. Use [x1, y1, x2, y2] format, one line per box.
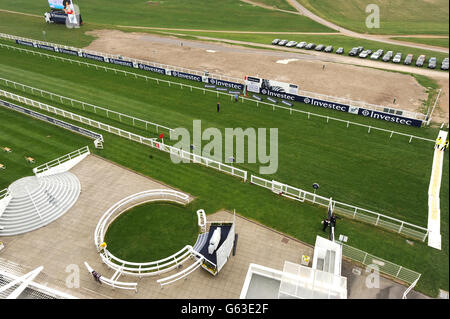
[260, 88, 349, 112]
[208, 78, 244, 91]
[11, 38, 422, 127]
[0, 99, 103, 140]
[259, 88, 422, 126]
[354, 108, 423, 127]
[170, 70, 202, 82]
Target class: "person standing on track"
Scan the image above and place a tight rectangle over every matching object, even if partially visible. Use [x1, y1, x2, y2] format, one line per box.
[441, 139, 449, 152]
[217, 101, 220, 113]
[435, 137, 442, 149]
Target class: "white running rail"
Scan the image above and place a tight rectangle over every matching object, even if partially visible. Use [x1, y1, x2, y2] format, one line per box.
[33, 146, 90, 176]
[250, 175, 429, 242]
[0, 77, 174, 135]
[0, 89, 248, 182]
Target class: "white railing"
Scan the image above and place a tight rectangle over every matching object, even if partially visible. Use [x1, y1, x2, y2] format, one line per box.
[250, 175, 429, 242]
[0, 77, 174, 136]
[156, 251, 205, 287]
[0, 189, 12, 227]
[426, 89, 443, 125]
[0, 42, 435, 143]
[402, 277, 421, 299]
[95, 189, 197, 277]
[337, 241, 422, 285]
[0, 89, 248, 182]
[0, 32, 426, 121]
[0, 188, 9, 201]
[84, 262, 137, 292]
[32, 146, 90, 176]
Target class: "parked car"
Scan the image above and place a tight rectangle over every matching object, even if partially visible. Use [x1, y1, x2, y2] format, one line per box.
[382, 51, 393, 62]
[392, 52, 402, 63]
[349, 47, 362, 56]
[359, 50, 370, 58]
[324, 45, 334, 53]
[296, 41, 307, 48]
[370, 49, 383, 60]
[285, 40, 298, 47]
[427, 57, 437, 69]
[404, 54, 414, 65]
[416, 54, 426, 67]
[305, 43, 316, 50]
[278, 39, 289, 46]
[272, 39, 280, 45]
[315, 44, 325, 51]
[336, 47, 344, 54]
[441, 58, 449, 70]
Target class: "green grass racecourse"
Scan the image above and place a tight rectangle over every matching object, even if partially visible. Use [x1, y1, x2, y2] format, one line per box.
[250, 0, 297, 12]
[0, 6, 448, 296]
[0, 43, 442, 225]
[0, 98, 447, 297]
[0, 0, 332, 32]
[297, 0, 449, 35]
[390, 37, 449, 49]
[0, 107, 91, 189]
[0, 42, 443, 228]
[104, 202, 199, 262]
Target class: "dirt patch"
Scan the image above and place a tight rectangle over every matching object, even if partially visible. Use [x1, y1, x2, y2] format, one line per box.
[85, 29, 435, 116]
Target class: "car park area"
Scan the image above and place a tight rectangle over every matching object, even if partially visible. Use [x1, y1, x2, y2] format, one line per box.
[270, 38, 448, 71]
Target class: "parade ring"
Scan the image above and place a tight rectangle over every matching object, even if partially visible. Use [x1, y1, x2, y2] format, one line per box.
[94, 189, 197, 277]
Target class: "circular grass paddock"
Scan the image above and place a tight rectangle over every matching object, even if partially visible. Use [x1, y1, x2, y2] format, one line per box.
[104, 202, 198, 263]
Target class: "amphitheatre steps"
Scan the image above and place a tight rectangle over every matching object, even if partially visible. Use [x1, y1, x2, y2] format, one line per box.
[0, 173, 81, 237]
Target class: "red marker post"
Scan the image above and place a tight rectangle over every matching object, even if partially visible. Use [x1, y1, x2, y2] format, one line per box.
[160, 133, 164, 144]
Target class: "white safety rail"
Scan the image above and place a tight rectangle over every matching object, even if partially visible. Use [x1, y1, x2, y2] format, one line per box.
[250, 175, 429, 242]
[0, 32, 425, 120]
[0, 89, 247, 182]
[197, 209, 207, 233]
[426, 89, 443, 125]
[95, 189, 196, 277]
[84, 262, 137, 292]
[402, 277, 420, 299]
[337, 241, 422, 285]
[0, 189, 12, 223]
[0, 42, 435, 144]
[158, 144, 248, 182]
[156, 250, 205, 287]
[0, 77, 174, 136]
[32, 146, 90, 177]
